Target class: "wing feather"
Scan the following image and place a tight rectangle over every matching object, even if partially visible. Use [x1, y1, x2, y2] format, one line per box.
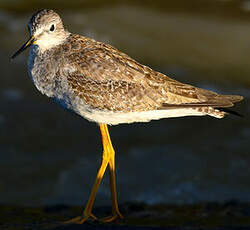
[62, 34, 243, 112]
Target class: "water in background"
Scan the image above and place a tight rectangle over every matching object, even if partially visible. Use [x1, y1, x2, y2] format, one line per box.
[0, 1, 249, 206]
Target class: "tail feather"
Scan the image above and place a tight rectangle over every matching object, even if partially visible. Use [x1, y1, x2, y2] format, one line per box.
[218, 95, 243, 104]
[160, 94, 243, 119]
[217, 107, 243, 117]
[162, 94, 243, 109]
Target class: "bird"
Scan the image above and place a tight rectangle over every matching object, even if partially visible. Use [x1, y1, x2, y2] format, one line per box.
[11, 9, 243, 224]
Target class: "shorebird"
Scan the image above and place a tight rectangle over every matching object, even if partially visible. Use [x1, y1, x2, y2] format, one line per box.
[11, 9, 243, 224]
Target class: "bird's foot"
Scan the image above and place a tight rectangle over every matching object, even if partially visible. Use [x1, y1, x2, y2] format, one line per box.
[63, 213, 97, 224]
[100, 211, 124, 223]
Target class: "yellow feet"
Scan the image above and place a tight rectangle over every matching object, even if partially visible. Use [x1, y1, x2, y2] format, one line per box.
[101, 211, 124, 223]
[63, 211, 123, 224]
[63, 213, 97, 224]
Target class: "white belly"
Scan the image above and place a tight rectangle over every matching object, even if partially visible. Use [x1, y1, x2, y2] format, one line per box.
[77, 107, 207, 125]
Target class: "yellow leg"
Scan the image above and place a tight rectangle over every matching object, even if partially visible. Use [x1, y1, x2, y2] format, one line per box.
[101, 125, 123, 222]
[64, 124, 122, 224]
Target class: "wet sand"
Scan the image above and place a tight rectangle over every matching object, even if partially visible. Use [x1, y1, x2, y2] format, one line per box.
[1, 201, 250, 229]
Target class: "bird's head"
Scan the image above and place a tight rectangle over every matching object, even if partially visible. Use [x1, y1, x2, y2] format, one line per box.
[11, 9, 69, 59]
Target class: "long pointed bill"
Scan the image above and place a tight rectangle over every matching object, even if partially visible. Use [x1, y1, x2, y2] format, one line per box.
[11, 36, 35, 60]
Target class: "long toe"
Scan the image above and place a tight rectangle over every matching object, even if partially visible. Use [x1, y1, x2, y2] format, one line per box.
[63, 213, 97, 224]
[100, 212, 124, 223]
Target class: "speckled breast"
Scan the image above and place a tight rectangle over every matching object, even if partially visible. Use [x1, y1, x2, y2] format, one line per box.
[28, 45, 63, 98]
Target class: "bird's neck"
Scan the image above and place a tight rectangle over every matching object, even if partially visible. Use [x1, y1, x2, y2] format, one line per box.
[34, 31, 71, 53]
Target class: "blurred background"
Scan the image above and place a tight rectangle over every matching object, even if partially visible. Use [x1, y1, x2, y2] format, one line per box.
[0, 0, 249, 207]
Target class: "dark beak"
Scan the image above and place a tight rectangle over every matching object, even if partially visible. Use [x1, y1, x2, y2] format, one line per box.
[11, 36, 35, 60]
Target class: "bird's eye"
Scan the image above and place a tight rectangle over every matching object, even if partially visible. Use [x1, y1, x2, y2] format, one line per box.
[50, 24, 55, 32]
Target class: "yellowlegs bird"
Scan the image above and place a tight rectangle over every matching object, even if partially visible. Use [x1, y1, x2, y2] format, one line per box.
[11, 9, 243, 224]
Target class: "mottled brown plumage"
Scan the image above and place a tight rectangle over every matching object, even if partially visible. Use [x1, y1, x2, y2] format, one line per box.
[12, 9, 244, 224]
[57, 34, 242, 116]
[11, 9, 243, 123]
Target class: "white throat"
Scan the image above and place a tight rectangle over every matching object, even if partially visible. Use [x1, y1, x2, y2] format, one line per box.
[34, 32, 69, 52]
